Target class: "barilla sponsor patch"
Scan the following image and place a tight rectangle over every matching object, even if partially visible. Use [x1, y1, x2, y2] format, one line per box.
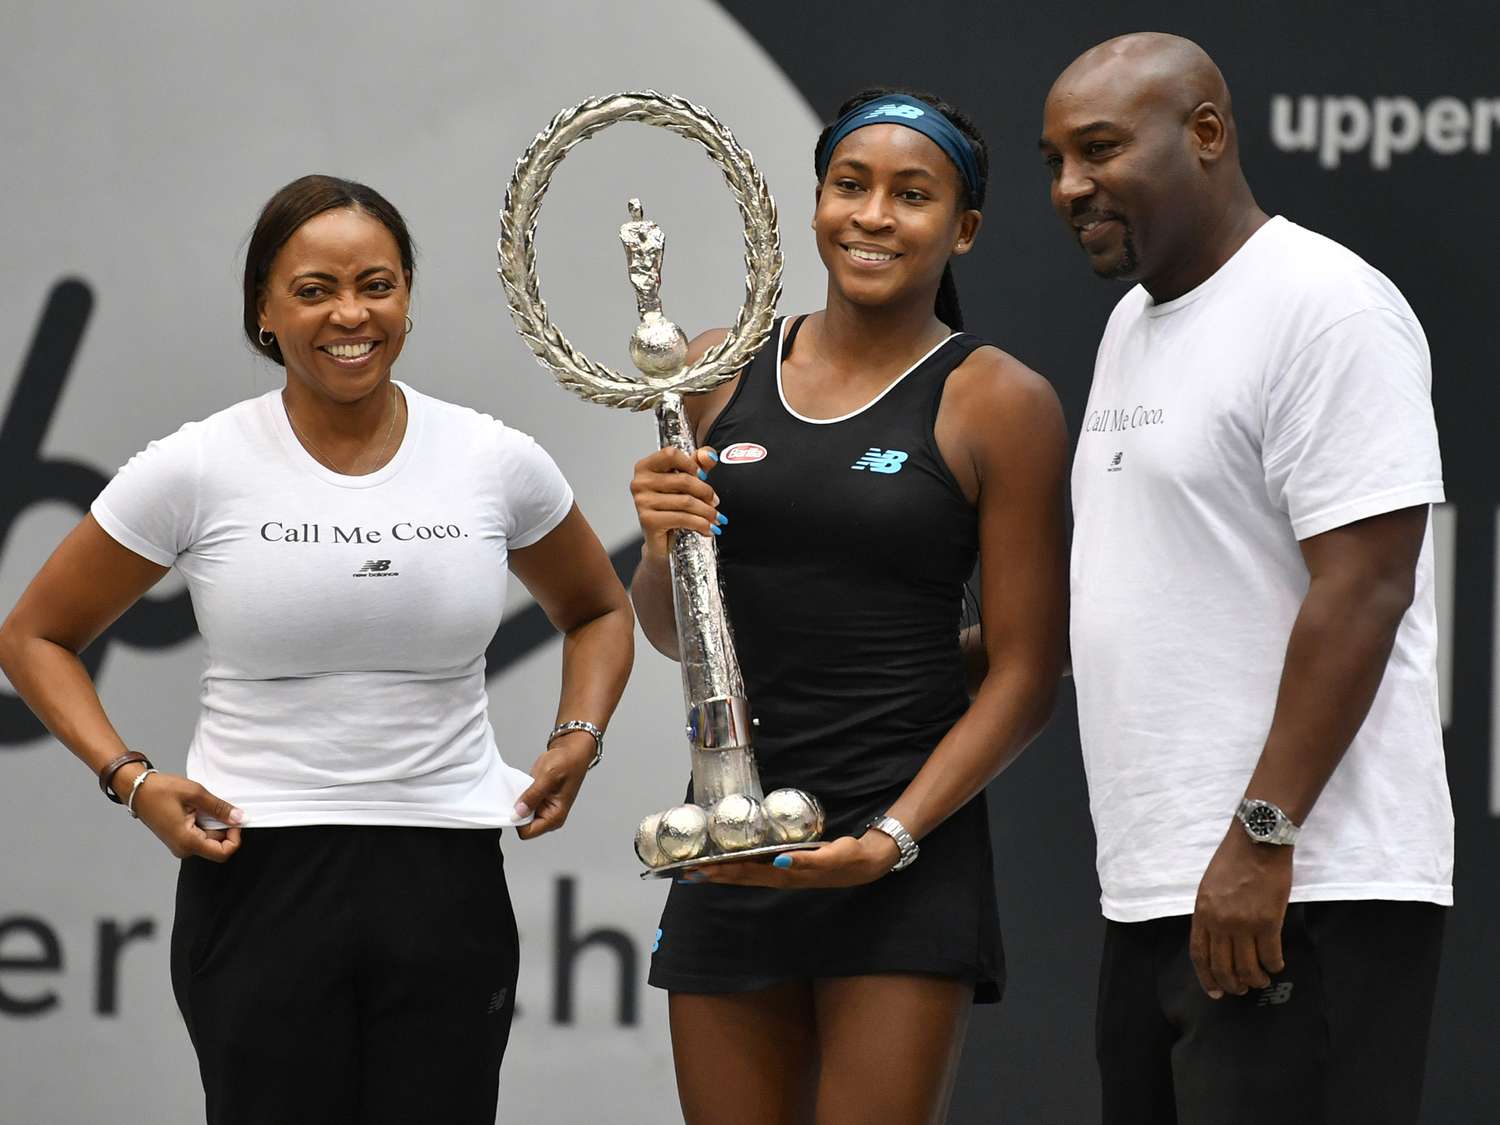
[720, 442, 767, 464]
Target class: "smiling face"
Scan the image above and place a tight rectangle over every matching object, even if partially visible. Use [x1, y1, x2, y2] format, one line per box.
[1039, 67, 1206, 285]
[814, 124, 979, 312]
[256, 207, 411, 404]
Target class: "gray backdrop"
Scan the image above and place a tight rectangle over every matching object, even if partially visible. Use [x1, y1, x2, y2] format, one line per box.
[3, 1, 1495, 1121]
[0, 2, 824, 1120]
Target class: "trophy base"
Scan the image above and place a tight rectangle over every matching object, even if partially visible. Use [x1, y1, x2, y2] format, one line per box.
[639, 840, 824, 880]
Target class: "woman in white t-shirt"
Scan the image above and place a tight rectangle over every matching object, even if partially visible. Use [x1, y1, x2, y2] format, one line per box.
[0, 174, 635, 1124]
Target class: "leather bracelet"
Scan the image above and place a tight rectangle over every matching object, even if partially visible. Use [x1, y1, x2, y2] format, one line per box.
[547, 720, 604, 770]
[126, 768, 159, 819]
[98, 752, 152, 804]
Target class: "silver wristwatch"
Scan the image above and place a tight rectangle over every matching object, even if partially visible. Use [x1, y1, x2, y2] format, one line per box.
[865, 814, 920, 872]
[547, 720, 604, 769]
[1235, 798, 1301, 846]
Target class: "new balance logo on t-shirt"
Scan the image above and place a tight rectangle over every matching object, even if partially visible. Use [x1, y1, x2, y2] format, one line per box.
[352, 559, 399, 578]
[851, 448, 908, 474]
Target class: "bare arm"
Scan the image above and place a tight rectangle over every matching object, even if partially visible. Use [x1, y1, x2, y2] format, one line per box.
[1190, 505, 1428, 997]
[960, 623, 986, 698]
[629, 327, 737, 658]
[507, 504, 636, 838]
[0, 516, 244, 859]
[881, 359, 1070, 842]
[1248, 506, 1425, 818]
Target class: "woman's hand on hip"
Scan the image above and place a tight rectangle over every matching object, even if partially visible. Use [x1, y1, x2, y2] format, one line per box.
[630, 446, 723, 563]
[514, 732, 595, 840]
[684, 831, 901, 889]
[128, 769, 244, 862]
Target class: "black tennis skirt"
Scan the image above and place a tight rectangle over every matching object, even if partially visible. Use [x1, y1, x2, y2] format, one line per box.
[647, 782, 1004, 1003]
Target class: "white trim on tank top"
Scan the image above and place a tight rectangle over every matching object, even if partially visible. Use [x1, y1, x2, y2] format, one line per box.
[774, 315, 959, 425]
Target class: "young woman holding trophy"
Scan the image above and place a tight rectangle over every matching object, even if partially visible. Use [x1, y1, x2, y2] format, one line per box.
[629, 90, 1069, 1124]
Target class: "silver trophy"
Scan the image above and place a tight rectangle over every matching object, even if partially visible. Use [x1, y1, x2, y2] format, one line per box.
[497, 92, 824, 876]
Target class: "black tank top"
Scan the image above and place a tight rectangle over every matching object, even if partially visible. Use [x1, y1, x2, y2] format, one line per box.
[705, 314, 986, 798]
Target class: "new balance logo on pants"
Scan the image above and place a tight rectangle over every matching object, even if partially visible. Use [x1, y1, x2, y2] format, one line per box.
[1256, 982, 1294, 1006]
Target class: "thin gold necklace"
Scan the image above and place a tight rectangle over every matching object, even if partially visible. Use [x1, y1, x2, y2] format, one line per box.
[282, 384, 399, 475]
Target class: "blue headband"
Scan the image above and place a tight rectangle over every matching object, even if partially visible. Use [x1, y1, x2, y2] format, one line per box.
[815, 94, 983, 203]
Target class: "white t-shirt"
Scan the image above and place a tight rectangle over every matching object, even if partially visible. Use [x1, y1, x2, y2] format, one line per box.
[1071, 217, 1453, 923]
[91, 381, 573, 828]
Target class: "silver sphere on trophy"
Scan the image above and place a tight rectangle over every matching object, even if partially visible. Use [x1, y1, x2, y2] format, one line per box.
[497, 92, 825, 876]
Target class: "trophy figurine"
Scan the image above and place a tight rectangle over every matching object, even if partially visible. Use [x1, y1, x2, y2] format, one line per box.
[497, 92, 824, 876]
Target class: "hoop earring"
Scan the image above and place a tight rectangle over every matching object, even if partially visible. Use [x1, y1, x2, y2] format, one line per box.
[404, 315, 414, 335]
[258, 327, 274, 347]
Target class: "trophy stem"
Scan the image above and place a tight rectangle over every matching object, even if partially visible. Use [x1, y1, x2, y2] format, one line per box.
[656, 391, 764, 806]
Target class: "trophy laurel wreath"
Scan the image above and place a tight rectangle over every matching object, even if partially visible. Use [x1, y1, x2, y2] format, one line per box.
[497, 92, 825, 876]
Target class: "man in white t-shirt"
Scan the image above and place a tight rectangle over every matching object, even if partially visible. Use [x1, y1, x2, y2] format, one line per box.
[1040, 33, 1452, 1125]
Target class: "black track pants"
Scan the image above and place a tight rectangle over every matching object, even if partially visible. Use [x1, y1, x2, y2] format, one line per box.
[1097, 900, 1445, 1125]
[171, 826, 519, 1125]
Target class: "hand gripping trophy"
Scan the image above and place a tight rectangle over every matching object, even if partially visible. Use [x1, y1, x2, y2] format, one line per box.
[497, 92, 824, 876]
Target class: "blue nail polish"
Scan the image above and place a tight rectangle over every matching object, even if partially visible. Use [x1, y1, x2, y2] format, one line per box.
[706, 450, 720, 463]
[716, 513, 728, 526]
[711, 524, 722, 536]
[697, 469, 708, 480]
[772, 854, 792, 869]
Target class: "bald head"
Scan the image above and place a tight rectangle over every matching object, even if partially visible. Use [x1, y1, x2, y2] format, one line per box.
[1039, 33, 1263, 298]
[1051, 33, 1236, 147]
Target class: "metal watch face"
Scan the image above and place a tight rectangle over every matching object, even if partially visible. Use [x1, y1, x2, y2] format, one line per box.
[1244, 803, 1281, 838]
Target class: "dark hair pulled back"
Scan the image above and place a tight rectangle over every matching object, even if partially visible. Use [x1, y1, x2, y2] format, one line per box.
[813, 88, 988, 332]
[243, 175, 416, 366]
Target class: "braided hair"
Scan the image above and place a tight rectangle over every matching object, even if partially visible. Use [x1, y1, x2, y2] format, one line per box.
[813, 88, 989, 331]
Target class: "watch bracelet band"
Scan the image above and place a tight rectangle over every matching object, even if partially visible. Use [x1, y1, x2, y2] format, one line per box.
[99, 751, 153, 804]
[547, 720, 604, 769]
[866, 813, 919, 872]
[1235, 797, 1301, 845]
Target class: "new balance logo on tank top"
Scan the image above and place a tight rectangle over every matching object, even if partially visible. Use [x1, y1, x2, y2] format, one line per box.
[705, 315, 985, 798]
[850, 448, 909, 473]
